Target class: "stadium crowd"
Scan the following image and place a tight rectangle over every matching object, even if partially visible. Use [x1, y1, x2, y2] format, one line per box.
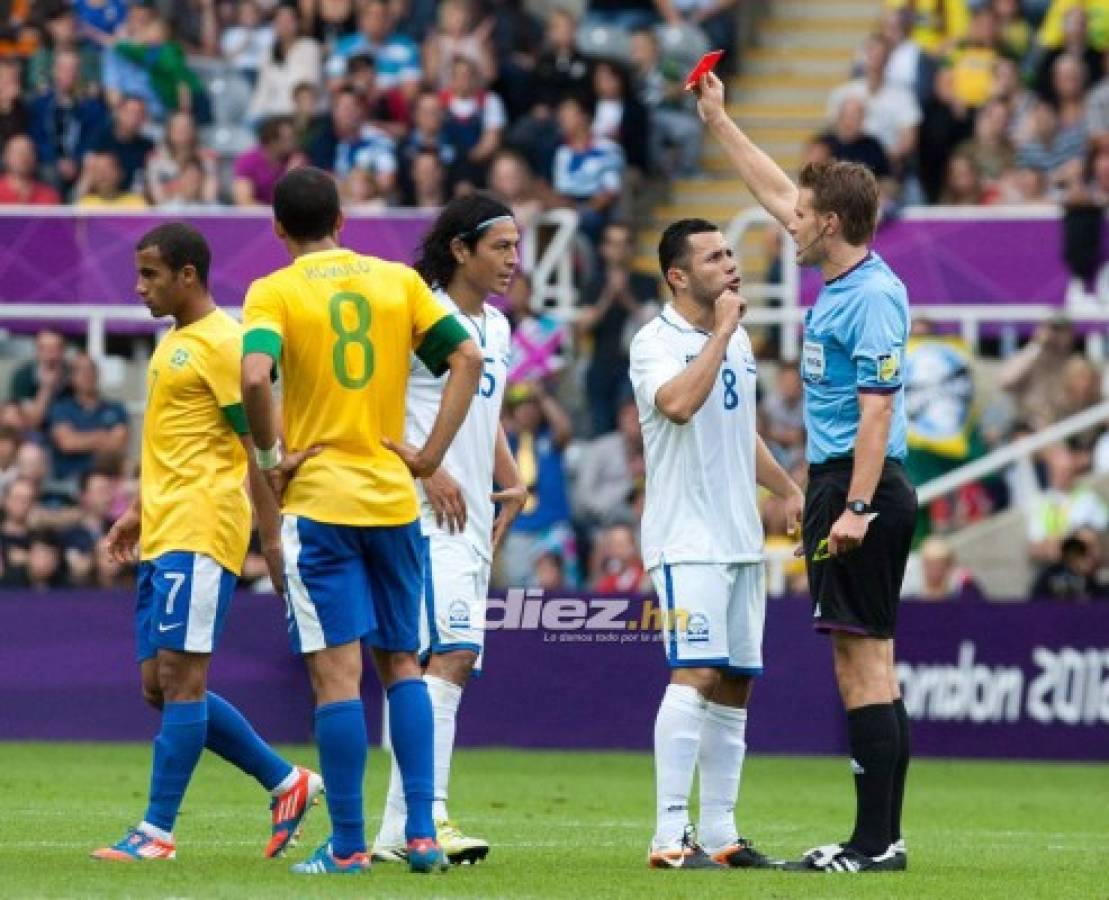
[0, 0, 1105, 600]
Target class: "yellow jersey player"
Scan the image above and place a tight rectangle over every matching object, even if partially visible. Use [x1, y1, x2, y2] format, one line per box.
[93, 222, 322, 864]
[241, 167, 482, 876]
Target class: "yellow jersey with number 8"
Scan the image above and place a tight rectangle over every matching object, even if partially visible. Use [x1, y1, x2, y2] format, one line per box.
[242, 247, 465, 526]
[142, 308, 251, 573]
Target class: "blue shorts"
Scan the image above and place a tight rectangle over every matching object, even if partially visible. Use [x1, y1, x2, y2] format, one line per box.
[282, 515, 423, 654]
[135, 551, 238, 662]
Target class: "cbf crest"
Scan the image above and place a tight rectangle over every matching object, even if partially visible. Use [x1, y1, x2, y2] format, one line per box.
[169, 348, 191, 370]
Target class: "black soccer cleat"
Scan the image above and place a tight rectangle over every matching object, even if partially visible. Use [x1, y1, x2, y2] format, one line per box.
[783, 842, 906, 873]
[648, 825, 726, 870]
[709, 837, 783, 869]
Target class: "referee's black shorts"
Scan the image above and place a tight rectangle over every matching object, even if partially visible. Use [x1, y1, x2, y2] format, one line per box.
[802, 457, 917, 639]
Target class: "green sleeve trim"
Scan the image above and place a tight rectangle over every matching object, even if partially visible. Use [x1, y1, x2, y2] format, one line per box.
[221, 403, 249, 436]
[243, 327, 282, 362]
[416, 315, 470, 377]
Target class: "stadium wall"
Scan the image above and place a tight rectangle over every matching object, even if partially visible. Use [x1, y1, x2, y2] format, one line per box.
[2, 592, 1106, 761]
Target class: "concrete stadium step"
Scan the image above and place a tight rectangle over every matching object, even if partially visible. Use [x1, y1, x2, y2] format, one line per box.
[730, 83, 833, 105]
[756, 28, 867, 50]
[760, 16, 877, 35]
[773, 0, 884, 18]
[702, 153, 802, 174]
[725, 102, 825, 122]
[741, 51, 855, 78]
[670, 173, 799, 202]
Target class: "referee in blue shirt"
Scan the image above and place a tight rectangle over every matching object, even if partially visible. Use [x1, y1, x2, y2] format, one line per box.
[695, 72, 917, 874]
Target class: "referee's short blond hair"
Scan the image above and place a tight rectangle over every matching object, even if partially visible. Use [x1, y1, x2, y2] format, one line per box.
[799, 160, 880, 246]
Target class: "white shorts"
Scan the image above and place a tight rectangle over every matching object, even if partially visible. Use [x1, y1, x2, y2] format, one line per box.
[649, 561, 766, 674]
[418, 532, 491, 673]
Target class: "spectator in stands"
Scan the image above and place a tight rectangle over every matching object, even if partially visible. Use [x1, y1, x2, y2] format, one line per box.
[320, 87, 397, 197]
[1030, 526, 1109, 600]
[590, 521, 648, 593]
[905, 535, 986, 601]
[577, 221, 659, 436]
[9, 329, 67, 435]
[165, 0, 221, 57]
[941, 151, 993, 203]
[248, 5, 321, 121]
[573, 397, 644, 529]
[0, 0, 38, 59]
[500, 381, 577, 588]
[885, 0, 971, 55]
[487, 149, 544, 232]
[506, 272, 568, 384]
[0, 427, 18, 495]
[591, 59, 649, 176]
[1070, 138, 1109, 201]
[88, 95, 154, 195]
[220, 0, 274, 85]
[1026, 442, 1108, 567]
[955, 98, 1016, 186]
[999, 315, 1085, 429]
[551, 94, 625, 245]
[819, 95, 892, 179]
[1057, 355, 1103, 433]
[439, 55, 506, 191]
[45, 353, 128, 492]
[24, 528, 64, 590]
[342, 52, 410, 137]
[400, 147, 446, 206]
[628, 26, 702, 178]
[232, 115, 301, 205]
[990, 54, 1037, 143]
[505, 8, 589, 179]
[997, 163, 1052, 202]
[0, 135, 60, 204]
[763, 365, 806, 471]
[423, 0, 495, 91]
[26, 3, 102, 96]
[660, 0, 741, 71]
[157, 156, 209, 208]
[994, 0, 1033, 59]
[97, 4, 163, 116]
[1035, 6, 1103, 103]
[13, 441, 47, 498]
[93, 11, 206, 122]
[946, 5, 1002, 110]
[75, 150, 147, 207]
[397, 88, 455, 199]
[1016, 98, 1086, 194]
[533, 548, 568, 592]
[0, 477, 36, 585]
[0, 59, 28, 150]
[291, 81, 329, 152]
[54, 469, 114, 587]
[146, 110, 219, 205]
[329, 0, 422, 102]
[301, 0, 358, 47]
[28, 48, 107, 197]
[485, 0, 544, 121]
[827, 33, 921, 174]
[73, 0, 128, 36]
[880, 6, 935, 103]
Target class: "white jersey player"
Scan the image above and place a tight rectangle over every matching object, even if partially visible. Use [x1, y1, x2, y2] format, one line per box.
[629, 219, 804, 871]
[373, 194, 527, 866]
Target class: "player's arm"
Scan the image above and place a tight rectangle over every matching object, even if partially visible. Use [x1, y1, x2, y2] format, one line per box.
[240, 433, 286, 596]
[491, 423, 528, 554]
[653, 290, 744, 425]
[105, 485, 141, 564]
[693, 72, 799, 229]
[531, 380, 572, 449]
[755, 434, 804, 533]
[387, 337, 483, 478]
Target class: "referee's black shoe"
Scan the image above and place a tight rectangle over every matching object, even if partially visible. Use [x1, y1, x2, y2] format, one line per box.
[783, 842, 906, 873]
[709, 837, 783, 869]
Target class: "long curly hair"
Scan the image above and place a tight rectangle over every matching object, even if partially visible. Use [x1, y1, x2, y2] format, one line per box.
[414, 191, 514, 289]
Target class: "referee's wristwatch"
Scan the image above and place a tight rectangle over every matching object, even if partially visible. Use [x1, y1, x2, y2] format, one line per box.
[846, 499, 872, 516]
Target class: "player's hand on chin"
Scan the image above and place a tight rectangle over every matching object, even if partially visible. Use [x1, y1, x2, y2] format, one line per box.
[382, 437, 438, 479]
[827, 509, 869, 556]
[714, 288, 746, 335]
[490, 484, 528, 553]
[105, 508, 141, 564]
[264, 444, 323, 501]
[422, 466, 467, 534]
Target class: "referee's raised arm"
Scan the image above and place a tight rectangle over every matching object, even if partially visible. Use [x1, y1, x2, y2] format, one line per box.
[691, 72, 799, 228]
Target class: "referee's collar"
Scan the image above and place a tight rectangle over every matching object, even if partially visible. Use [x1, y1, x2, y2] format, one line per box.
[659, 304, 710, 336]
[824, 251, 874, 286]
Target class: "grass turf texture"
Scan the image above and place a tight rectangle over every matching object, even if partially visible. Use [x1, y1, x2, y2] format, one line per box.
[0, 744, 1105, 899]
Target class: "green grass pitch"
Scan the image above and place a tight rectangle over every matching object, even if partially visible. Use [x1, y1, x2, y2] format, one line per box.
[1, 743, 1105, 898]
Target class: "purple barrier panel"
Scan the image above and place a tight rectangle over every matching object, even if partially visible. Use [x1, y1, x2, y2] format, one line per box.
[798, 215, 1102, 306]
[0, 211, 434, 308]
[1, 590, 1107, 760]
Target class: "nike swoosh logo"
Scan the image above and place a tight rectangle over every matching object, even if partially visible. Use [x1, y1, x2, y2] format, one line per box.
[158, 622, 184, 633]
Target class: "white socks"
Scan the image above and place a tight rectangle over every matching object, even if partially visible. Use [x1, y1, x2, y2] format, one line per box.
[375, 674, 464, 848]
[697, 702, 748, 852]
[652, 683, 707, 849]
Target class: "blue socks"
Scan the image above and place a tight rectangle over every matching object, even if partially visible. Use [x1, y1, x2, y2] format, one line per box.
[144, 700, 208, 833]
[388, 678, 435, 841]
[205, 692, 293, 792]
[315, 699, 368, 858]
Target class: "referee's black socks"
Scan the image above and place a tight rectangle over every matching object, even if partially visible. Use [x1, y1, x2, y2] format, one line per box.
[891, 696, 911, 844]
[845, 703, 898, 857]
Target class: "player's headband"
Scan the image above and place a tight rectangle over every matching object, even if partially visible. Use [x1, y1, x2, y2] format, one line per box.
[456, 215, 514, 241]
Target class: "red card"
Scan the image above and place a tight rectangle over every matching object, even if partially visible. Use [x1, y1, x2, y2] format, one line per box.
[684, 50, 724, 90]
